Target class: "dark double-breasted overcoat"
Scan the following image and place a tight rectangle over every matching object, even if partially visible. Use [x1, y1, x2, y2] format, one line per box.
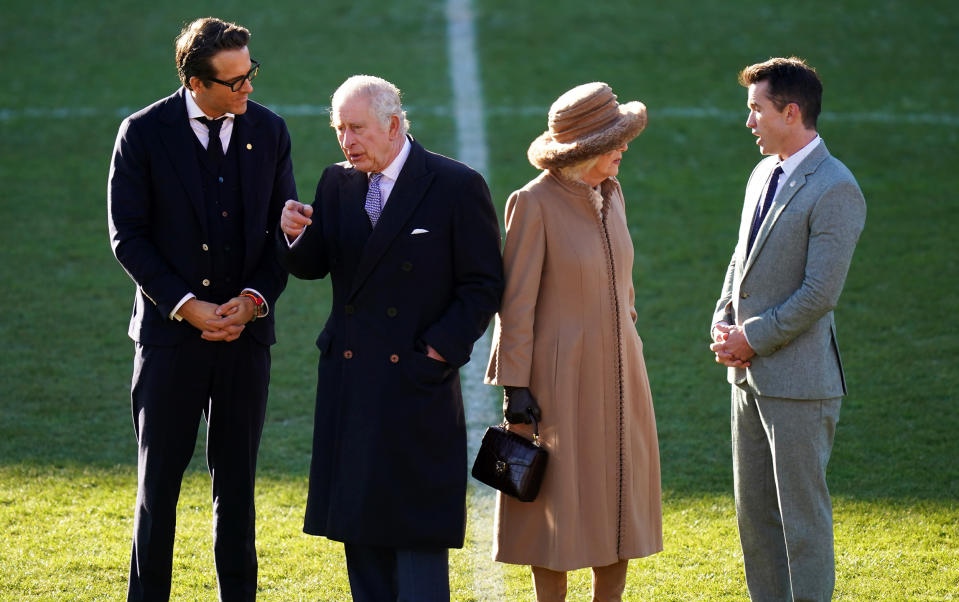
[278, 137, 503, 548]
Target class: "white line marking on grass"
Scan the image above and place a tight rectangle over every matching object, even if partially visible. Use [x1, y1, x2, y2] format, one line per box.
[446, 0, 505, 599]
[4, 104, 958, 127]
[446, 0, 489, 176]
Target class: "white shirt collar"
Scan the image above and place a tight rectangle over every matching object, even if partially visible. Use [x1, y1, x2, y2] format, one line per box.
[779, 134, 821, 181]
[184, 88, 235, 122]
[368, 136, 412, 206]
[379, 136, 412, 183]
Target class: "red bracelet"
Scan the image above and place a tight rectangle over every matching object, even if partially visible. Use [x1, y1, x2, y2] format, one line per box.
[240, 292, 264, 321]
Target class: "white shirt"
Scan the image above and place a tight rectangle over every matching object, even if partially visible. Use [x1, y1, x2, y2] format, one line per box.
[185, 89, 234, 153]
[372, 136, 412, 208]
[779, 135, 822, 183]
[171, 90, 266, 321]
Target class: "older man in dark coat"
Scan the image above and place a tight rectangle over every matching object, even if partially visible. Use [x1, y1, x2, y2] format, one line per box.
[278, 75, 503, 601]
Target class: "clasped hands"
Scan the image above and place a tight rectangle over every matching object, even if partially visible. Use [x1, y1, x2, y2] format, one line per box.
[710, 322, 754, 368]
[179, 296, 257, 342]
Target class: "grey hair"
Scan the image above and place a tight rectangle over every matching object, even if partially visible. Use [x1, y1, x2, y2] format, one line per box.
[555, 156, 600, 183]
[330, 75, 410, 136]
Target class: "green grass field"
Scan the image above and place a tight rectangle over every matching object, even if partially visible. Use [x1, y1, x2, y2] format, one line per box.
[2, 0, 957, 599]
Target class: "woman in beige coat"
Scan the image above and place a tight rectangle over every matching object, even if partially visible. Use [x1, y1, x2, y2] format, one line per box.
[485, 82, 663, 601]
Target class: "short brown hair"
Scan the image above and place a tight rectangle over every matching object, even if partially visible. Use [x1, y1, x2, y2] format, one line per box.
[175, 17, 250, 90]
[739, 57, 822, 130]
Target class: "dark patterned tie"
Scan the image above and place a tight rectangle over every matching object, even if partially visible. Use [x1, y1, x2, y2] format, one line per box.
[365, 172, 384, 226]
[746, 165, 784, 256]
[196, 116, 224, 164]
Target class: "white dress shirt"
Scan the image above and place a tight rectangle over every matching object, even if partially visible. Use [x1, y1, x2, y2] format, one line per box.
[779, 135, 822, 183]
[371, 135, 412, 208]
[185, 90, 235, 152]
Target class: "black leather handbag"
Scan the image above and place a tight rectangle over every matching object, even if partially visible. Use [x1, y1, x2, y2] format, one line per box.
[471, 414, 548, 502]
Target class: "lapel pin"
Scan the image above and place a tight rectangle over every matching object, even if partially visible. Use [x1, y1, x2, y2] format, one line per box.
[246, 143, 253, 150]
[790, 181, 796, 187]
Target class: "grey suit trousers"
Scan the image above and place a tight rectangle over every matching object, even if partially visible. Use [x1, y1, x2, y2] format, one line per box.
[732, 385, 841, 602]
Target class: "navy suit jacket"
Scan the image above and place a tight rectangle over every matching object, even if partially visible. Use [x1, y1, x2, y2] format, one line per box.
[278, 137, 503, 548]
[108, 88, 295, 346]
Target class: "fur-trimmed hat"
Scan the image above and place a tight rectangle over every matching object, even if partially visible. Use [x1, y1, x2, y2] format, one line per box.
[527, 82, 647, 170]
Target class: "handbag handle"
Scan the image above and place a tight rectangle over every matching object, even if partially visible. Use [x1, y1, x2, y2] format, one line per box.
[501, 409, 542, 446]
[528, 410, 541, 447]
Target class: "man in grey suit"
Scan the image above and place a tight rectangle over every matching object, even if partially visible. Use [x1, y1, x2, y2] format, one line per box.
[709, 57, 866, 601]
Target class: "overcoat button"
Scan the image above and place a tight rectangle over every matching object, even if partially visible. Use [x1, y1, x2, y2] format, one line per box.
[201, 279, 211, 287]
[389, 354, 399, 364]
[401, 261, 413, 272]
[345, 305, 355, 315]
[386, 307, 398, 317]
[741, 291, 750, 299]
[343, 350, 353, 359]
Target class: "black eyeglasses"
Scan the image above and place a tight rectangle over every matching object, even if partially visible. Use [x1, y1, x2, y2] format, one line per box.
[208, 60, 260, 92]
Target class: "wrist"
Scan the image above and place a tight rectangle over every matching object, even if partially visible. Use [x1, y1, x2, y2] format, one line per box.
[711, 321, 730, 341]
[240, 292, 264, 322]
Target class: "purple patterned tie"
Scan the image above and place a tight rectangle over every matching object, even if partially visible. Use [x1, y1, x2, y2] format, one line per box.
[365, 172, 383, 226]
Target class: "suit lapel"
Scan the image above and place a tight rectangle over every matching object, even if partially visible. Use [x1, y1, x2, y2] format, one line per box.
[235, 110, 265, 275]
[743, 143, 831, 274]
[738, 160, 774, 261]
[157, 89, 207, 235]
[348, 139, 434, 300]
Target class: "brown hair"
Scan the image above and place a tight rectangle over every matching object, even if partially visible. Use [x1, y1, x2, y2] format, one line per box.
[175, 17, 250, 90]
[739, 57, 822, 130]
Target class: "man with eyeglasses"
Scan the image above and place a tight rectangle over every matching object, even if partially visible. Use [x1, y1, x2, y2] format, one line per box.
[107, 17, 296, 601]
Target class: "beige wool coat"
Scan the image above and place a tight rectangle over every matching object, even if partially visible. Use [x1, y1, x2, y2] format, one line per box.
[485, 171, 663, 571]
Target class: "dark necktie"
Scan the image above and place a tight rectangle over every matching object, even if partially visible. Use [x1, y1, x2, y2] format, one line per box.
[746, 165, 784, 256]
[196, 116, 225, 164]
[365, 173, 384, 226]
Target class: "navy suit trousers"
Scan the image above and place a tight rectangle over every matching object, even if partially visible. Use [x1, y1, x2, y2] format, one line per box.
[127, 335, 269, 602]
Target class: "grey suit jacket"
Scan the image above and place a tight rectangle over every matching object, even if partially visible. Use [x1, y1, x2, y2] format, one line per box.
[712, 141, 866, 400]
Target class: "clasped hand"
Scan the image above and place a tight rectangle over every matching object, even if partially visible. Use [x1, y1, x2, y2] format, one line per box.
[710, 322, 754, 368]
[179, 297, 256, 342]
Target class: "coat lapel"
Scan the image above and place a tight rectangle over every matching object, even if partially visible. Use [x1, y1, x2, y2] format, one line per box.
[156, 89, 207, 235]
[743, 143, 831, 275]
[348, 139, 434, 300]
[340, 167, 374, 275]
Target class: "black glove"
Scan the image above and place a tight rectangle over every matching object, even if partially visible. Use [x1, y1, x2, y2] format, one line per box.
[503, 386, 542, 424]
